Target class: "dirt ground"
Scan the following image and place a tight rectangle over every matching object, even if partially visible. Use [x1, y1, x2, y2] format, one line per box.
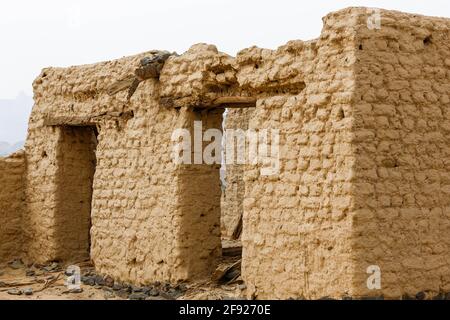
[0, 241, 245, 300]
[0, 263, 245, 300]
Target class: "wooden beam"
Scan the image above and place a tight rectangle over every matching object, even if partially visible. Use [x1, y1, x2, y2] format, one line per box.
[43, 111, 134, 127]
[43, 115, 97, 126]
[215, 103, 256, 109]
[213, 96, 257, 106]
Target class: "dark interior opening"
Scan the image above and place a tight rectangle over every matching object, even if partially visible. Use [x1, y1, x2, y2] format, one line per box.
[54, 125, 97, 262]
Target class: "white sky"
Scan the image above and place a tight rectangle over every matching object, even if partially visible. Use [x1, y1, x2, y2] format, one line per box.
[0, 0, 449, 141]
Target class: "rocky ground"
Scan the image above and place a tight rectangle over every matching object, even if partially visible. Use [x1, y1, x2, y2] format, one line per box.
[2, 259, 449, 300]
[0, 242, 246, 300]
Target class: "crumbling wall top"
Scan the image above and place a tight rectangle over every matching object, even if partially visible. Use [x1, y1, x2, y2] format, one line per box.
[32, 6, 450, 122]
[159, 43, 237, 108]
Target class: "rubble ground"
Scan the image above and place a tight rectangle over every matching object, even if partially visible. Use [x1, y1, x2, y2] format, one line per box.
[0, 249, 245, 300]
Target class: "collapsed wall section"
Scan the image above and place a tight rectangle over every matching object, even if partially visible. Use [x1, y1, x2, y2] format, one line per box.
[0, 151, 25, 262]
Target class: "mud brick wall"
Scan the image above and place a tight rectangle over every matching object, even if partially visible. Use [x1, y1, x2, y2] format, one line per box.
[351, 8, 450, 298]
[237, 10, 358, 298]
[160, 43, 237, 108]
[28, 51, 223, 284]
[91, 105, 222, 284]
[240, 7, 450, 299]
[25, 52, 152, 263]
[9, 6, 450, 297]
[0, 151, 25, 262]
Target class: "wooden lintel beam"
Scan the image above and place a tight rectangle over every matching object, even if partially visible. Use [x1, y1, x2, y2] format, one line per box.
[43, 116, 96, 127]
[214, 104, 256, 109]
[43, 111, 133, 127]
[213, 96, 257, 106]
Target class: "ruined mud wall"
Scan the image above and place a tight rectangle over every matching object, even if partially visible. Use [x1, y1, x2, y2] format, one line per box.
[351, 8, 450, 298]
[26, 53, 151, 263]
[28, 50, 223, 284]
[20, 6, 450, 297]
[238, 9, 358, 299]
[0, 151, 25, 262]
[240, 7, 450, 299]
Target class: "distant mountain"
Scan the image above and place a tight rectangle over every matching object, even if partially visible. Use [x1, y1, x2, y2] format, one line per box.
[0, 92, 33, 146]
[0, 140, 25, 157]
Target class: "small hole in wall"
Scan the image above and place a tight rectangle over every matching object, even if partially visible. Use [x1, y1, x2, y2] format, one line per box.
[337, 108, 345, 120]
[41, 150, 48, 158]
[359, 44, 363, 50]
[42, 72, 47, 78]
[423, 35, 432, 46]
[254, 63, 259, 69]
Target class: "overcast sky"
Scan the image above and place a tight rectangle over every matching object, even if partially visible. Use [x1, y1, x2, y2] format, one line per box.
[0, 0, 449, 142]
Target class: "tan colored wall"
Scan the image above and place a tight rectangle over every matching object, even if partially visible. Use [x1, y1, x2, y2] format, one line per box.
[350, 8, 450, 298]
[9, 6, 450, 297]
[240, 7, 450, 299]
[24, 53, 149, 262]
[0, 151, 25, 262]
[91, 105, 222, 284]
[238, 12, 358, 298]
[27, 50, 223, 284]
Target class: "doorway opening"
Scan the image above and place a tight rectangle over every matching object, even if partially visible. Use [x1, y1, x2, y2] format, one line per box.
[54, 125, 98, 262]
[218, 106, 255, 283]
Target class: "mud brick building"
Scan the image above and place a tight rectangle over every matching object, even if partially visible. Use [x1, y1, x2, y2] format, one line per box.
[1, 7, 450, 299]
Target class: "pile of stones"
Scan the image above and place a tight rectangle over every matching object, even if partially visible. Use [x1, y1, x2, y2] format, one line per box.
[81, 271, 188, 300]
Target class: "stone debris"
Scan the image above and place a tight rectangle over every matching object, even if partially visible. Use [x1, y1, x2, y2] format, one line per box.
[23, 288, 33, 296]
[7, 289, 22, 295]
[8, 259, 24, 270]
[68, 288, 83, 294]
[415, 292, 426, 300]
[129, 292, 147, 300]
[106, 50, 177, 100]
[212, 260, 241, 284]
[78, 270, 187, 300]
[25, 270, 35, 277]
[42, 262, 61, 273]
